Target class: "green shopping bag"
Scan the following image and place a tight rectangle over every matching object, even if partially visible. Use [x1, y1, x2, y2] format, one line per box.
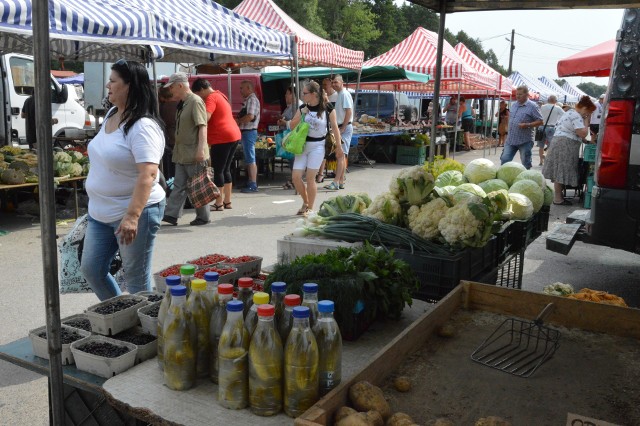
[282, 114, 309, 155]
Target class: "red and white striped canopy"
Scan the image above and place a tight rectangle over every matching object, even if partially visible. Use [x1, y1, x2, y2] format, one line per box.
[233, 0, 364, 70]
[363, 27, 495, 92]
[454, 43, 513, 97]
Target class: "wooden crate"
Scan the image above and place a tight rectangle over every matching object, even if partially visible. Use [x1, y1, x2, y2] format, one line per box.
[296, 282, 640, 425]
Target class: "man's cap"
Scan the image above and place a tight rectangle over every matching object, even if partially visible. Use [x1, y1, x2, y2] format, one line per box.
[599, 94, 605, 99]
[164, 72, 188, 88]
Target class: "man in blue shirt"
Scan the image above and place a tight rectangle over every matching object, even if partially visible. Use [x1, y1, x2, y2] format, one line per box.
[500, 85, 543, 169]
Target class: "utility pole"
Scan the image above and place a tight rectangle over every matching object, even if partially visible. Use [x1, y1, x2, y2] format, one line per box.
[507, 29, 515, 75]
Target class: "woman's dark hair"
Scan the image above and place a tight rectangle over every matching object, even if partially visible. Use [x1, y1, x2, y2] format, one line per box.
[108, 60, 161, 135]
[576, 95, 597, 113]
[191, 78, 211, 92]
[302, 80, 326, 113]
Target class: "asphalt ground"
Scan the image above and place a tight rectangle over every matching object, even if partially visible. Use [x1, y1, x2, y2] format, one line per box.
[1, 142, 638, 424]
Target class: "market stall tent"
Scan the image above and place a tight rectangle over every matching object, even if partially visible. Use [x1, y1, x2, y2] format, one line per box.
[509, 71, 555, 101]
[557, 39, 615, 77]
[562, 81, 590, 100]
[537, 76, 579, 103]
[233, 0, 364, 70]
[454, 42, 513, 97]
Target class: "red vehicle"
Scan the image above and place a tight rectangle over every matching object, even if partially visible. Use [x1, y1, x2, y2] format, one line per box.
[160, 73, 287, 135]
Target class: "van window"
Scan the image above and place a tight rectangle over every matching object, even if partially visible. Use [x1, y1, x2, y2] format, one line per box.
[9, 56, 35, 96]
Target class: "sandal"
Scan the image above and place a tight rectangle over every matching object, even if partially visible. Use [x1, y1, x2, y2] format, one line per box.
[553, 199, 572, 206]
[210, 203, 224, 212]
[315, 174, 325, 183]
[282, 181, 293, 190]
[296, 204, 309, 215]
[323, 182, 339, 191]
[223, 202, 232, 209]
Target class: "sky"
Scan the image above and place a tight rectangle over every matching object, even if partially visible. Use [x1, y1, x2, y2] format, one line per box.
[396, 4, 623, 89]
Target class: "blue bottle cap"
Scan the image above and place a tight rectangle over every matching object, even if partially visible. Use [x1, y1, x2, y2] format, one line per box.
[302, 283, 318, 293]
[292, 306, 310, 318]
[318, 300, 334, 313]
[227, 300, 244, 312]
[271, 282, 286, 293]
[204, 271, 219, 281]
[165, 275, 181, 286]
[170, 285, 187, 297]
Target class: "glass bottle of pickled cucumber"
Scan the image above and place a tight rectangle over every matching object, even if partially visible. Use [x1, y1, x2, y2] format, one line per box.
[284, 306, 319, 418]
[278, 294, 301, 343]
[204, 271, 219, 306]
[301, 283, 320, 330]
[157, 275, 181, 369]
[244, 292, 269, 337]
[180, 264, 196, 296]
[185, 279, 211, 379]
[270, 282, 286, 329]
[236, 277, 254, 318]
[315, 300, 342, 396]
[249, 304, 283, 416]
[163, 285, 197, 391]
[209, 283, 234, 384]
[218, 300, 250, 410]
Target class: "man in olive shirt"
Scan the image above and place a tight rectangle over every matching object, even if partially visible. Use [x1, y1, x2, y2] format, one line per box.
[162, 72, 210, 226]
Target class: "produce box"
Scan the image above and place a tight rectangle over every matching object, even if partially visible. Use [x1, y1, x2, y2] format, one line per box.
[508, 205, 550, 252]
[583, 144, 597, 162]
[70, 335, 137, 378]
[85, 295, 147, 336]
[218, 255, 262, 278]
[395, 145, 426, 166]
[277, 235, 362, 265]
[29, 325, 91, 365]
[297, 282, 640, 425]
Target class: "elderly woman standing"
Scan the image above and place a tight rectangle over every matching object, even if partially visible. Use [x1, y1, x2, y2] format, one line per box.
[287, 80, 341, 215]
[81, 60, 165, 300]
[542, 95, 596, 205]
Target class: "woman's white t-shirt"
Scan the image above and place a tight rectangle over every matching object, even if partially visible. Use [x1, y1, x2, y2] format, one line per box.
[552, 109, 586, 142]
[86, 113, 165, 223]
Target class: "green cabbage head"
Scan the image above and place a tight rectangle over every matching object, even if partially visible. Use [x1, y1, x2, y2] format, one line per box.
[543, 184, 554, 206]
[463, 158, 497, 184]
[497, 161, 526, 186]
[508, 193, 534, 220]
[479, 178, 509, 194]
[513, 170, 546, 190]
[435, 170, 467, 187]
[509, 179, 544, 212]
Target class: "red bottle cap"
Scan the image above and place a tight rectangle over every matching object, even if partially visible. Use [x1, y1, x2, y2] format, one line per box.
[257, 304, 275, 316]
[238, 277, 254, 288]
[284, 294, 301, 306]
[218, 284, 234, 295]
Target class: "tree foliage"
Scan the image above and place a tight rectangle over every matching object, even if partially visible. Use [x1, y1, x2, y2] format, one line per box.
[577, 82, 607, 98]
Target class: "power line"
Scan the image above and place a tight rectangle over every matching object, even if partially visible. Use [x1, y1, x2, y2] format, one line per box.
[515, 32, 591, 51]
[479, 33, 511, 42]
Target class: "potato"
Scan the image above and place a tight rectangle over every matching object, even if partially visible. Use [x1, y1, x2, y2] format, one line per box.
[387, 412, 416, 426]
[475, 416, 512, 426]
[335, 406, 358, 423]
[364, 410, 384, 426]
[437, 324, 456, 337]
[392, 376, 411, 392]
[427, 419, 455, 426]
[349, 381, 391, 420]
[336, 412, 371, 426]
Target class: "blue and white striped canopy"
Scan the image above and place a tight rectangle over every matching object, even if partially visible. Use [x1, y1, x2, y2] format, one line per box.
[0, 0, 291, 63]
[537, 76, 579, 103]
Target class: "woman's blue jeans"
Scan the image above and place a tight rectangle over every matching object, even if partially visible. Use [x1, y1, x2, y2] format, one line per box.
[80, 200, 165, 301]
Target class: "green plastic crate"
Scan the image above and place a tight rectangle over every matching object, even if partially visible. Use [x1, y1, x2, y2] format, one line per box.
[583, 144, 597, 162]
[395, 145, 426, 165]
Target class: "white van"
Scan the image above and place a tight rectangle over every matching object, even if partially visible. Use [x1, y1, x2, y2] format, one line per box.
[1, 53, 96, 146]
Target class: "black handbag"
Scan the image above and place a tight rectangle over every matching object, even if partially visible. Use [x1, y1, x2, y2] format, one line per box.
[535, 109, 553, 142]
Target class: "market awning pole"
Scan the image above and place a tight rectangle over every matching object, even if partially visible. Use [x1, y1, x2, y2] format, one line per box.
[227, 67, 232, 106]
[428, 0, 447, 164]
[33, 0, 65, 423]
[291, 35, 299, 106]
[353, 69, 362, 119]
[452, 82, 461, 160]
[489, 89, 498, 155]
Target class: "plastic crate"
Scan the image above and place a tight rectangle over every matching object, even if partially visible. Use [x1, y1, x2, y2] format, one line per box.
[336, 300, 377, 342]
[509, 206, 550, 251]
[476, 250, 524, 290]
[494, 221, 517, 262]
[395, 145, 426, 165]
[583, 144, 597, 162]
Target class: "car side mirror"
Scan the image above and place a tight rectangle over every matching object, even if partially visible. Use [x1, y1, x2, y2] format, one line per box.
[53, 84, 68, 104]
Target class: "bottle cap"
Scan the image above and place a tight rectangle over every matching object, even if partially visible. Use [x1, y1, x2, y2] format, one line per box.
[253, 292, 269, 305]
[318, 300, 335, 313]
[227, 300, 244, 312]
[284, 294, 301, 307]
[204, 271, 219, 282]
[165, 275, 181, 286]
[257, 304, 275, 316]
[180, 264, 196, 275]
[292, 306, 310, 318]
[218, 284, 234, 295]
[271, 282, 286, 293]
[238, 277, 254, 288]
[170, 285, 187, 297]
[191, 279, 206, 291]
[302, 282, 318, 293]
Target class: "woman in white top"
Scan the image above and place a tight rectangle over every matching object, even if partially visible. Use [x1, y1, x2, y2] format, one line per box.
[287, 80, 341, 216]
[81, 59, 166, 300]
[542, 95, 596, 205]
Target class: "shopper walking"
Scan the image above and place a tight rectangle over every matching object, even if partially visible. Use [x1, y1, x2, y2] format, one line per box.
[238, 80, 261, 193]
[500, 85, 543, 170]
[324, 75, 352, 190]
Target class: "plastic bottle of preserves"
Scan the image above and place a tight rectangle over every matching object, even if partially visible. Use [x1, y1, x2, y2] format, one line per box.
[284, 306, 319, 418]
[204, 271, 219, 306]
[315, 300, 342, 396]
[270, 281, 286, 328]
[162, 285, 197, 391]
[244, 292, 269, 337]
[157, 275, 181, 369]
[180, 264, 196, 296]
[301, 283, 320, 330]
[278, 294, 301, 343]
[218, 300, 250, 410]
[249, 304, 283, 416]
[236, 277, 254, 318]
[209, 283, 234, 384]
[185, 279, 211, 378]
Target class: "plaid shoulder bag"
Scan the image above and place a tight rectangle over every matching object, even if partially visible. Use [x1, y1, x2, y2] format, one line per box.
[187, 162, 220, 208]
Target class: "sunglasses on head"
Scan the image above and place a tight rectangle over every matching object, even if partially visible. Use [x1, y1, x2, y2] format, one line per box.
[115, 58, 129, 70]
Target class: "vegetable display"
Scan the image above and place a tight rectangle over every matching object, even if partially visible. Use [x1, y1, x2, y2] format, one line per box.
[318, 193, 371, 218]
[0, 146, 89, 185]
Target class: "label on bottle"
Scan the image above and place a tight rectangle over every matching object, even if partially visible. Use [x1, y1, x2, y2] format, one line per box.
[320, 371, 336, 388]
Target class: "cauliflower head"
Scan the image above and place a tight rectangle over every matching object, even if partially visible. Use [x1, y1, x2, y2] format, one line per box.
[394, 165, 435, 206]
[363, 192, 402, 225]
[53, 152, 72, 164]
[407, 197, 450, 240]
[438, 201, 493, 248]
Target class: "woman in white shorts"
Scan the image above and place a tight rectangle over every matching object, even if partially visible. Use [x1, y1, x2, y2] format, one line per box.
[287, 80, 341, 215]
